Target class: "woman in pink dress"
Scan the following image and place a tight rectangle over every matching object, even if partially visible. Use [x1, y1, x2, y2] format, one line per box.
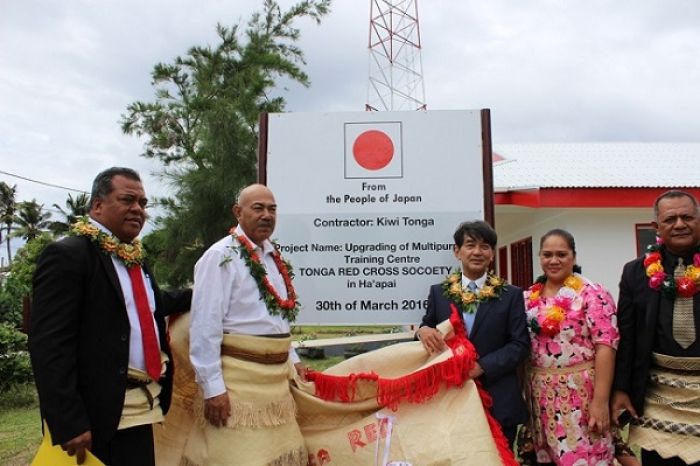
[524, 229, 619, 466]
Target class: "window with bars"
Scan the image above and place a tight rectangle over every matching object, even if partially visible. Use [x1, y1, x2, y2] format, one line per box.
[498, 246, 508, 280]
[635, 223, 656, 258]
[510, 237, 533, 288]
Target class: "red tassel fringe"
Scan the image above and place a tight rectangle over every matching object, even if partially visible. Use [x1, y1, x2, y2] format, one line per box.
[310, 371, 380, 403]
[307, 343, 475, 411]
[307, 304, 518, 465]
[473, 379, 519, 466]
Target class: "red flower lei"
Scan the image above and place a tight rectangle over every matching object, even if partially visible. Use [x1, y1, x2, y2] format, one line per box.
[526, 275, 584, 337]
[231, 231, 300, 322]
[644, 240, 700, 299]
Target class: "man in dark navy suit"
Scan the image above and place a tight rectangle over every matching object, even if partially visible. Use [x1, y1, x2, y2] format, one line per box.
[416, 220, 530, 448]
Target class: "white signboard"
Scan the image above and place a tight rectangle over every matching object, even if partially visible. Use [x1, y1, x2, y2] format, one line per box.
[266, 110, 487, 324]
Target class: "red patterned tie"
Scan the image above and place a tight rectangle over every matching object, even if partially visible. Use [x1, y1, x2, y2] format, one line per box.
[127, 265, 162, 381]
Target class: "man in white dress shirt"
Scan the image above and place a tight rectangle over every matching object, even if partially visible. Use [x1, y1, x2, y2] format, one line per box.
[187, 184, 307, 466]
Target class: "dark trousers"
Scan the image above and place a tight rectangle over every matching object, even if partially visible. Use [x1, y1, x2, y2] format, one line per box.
[643, 449, 700, 466]
[91, 424, 155, 466]
[502, 424, 517, 452]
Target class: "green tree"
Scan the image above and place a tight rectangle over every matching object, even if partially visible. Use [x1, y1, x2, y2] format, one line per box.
[48, 192, 90, 237]
[141, 227, 176, 286]
[0, 322, 34, 394]
[0, 181, 17, 264]
[12, 200, 51, 241]
[122, 0, 330, 286]
[0, 233, 52, 327]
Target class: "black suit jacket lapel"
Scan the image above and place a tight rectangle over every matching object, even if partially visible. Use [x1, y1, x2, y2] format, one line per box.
[470, 300, 490, 338]
[438, 292, 465, 328]
[644, 285, 661, 342]
[97, 249, 127, 307]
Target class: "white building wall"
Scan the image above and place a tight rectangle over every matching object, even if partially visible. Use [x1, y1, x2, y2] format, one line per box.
[495, 207, 656, 301]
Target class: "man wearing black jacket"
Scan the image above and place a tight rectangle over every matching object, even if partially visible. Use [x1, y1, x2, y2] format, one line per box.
[29, 167, 191, 465]
[612, 190, 700, 466]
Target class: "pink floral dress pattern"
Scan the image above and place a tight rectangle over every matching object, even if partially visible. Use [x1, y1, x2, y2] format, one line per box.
[524, 280, 619, 466]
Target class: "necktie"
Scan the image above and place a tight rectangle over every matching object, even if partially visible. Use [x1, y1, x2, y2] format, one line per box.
[463, 282, 479, 335]
[672, 258, 696, 349]
[127, 265, 162, 381]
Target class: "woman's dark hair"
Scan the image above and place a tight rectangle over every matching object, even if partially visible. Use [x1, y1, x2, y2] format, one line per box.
[539, 228, 582, 274]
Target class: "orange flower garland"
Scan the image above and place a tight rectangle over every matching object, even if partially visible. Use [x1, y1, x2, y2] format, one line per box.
[231, 232, 300, 322]
[71, 216, 144, 267]
[441, 270, 506, 314]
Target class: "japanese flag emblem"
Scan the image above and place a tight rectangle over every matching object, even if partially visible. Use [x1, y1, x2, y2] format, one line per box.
[344, 122, 403, 179]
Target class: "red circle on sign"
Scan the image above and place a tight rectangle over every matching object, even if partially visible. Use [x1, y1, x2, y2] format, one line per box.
[352, 130, 394, 170]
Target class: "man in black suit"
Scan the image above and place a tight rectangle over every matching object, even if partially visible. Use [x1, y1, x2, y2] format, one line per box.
[416, 220, 530, 448]
[29, 167, 191, 465]
[612, 190, 700, 466]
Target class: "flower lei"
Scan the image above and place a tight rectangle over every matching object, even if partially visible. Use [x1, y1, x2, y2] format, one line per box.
[441, 270, 507, 314]
[229, 231, 300, 322]
[644, 238, 700, 299]
[70, 216, 144, 267]
[526, 274, 584, 337]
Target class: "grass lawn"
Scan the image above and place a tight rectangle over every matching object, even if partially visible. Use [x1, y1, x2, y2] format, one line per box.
[0, 396, 41, 466]
[302, 355, 345, 371]
[292, 325, 403, 341]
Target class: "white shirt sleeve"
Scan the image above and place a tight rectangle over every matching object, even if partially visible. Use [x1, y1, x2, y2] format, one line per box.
[289, 347, 300, 364]
[189, 245, 232, 399]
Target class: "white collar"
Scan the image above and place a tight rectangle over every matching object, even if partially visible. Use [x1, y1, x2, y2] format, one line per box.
[90, 218, 117, 238]
[234, 225, 275, 256]
[461, 272, 488, 289]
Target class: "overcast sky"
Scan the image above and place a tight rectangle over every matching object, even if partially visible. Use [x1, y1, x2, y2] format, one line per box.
[2, 0, 700, 263]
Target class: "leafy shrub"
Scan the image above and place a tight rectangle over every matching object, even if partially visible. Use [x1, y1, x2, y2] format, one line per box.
[0, 233, 52, 327]
[0, 322, 34, 394]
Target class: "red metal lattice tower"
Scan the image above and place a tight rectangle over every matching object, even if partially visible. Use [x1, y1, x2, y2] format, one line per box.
[366, 0, 426, 111]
